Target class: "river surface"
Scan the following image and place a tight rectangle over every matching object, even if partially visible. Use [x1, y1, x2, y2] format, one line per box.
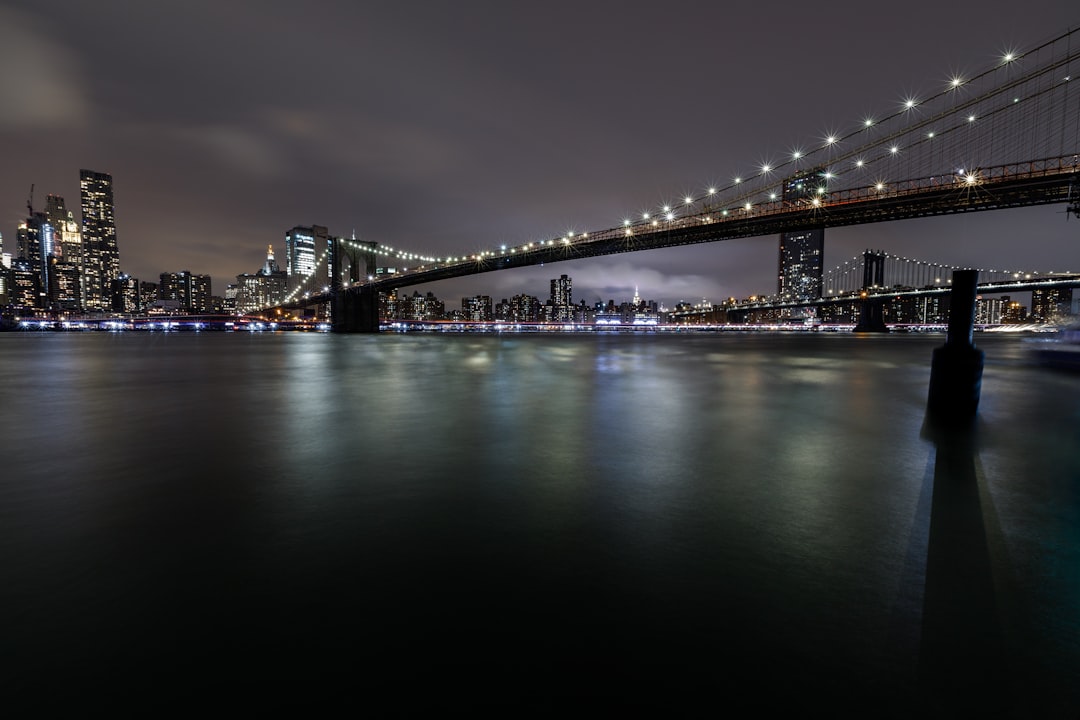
[2, 331, 1078, 714]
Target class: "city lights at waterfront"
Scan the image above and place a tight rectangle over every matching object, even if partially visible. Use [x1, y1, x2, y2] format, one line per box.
[3, 1, 1080, 715]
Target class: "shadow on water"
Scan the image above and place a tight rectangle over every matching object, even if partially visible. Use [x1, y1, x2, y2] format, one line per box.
[916, 415, 1008, 716]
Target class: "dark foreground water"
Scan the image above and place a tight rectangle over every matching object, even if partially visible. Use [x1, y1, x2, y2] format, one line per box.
[2, 331, 1078, 714]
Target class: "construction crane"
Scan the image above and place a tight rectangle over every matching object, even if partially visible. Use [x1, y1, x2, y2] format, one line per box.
[27, 183, 34, 215]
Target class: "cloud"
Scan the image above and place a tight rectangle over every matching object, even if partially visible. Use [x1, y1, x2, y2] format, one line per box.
[261, 106, 465, 182]
[0, 7, 89, 129]
[478, 259, 731, 308]
[180, 125, 285, 177]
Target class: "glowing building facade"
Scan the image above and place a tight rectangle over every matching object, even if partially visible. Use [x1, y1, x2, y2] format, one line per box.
[285, 225, 331, 295]
[777, 169, 825, 304]
[80, 170, 120, 311]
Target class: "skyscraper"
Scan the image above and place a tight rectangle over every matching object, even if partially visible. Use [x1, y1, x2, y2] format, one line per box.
[777, 169, 825, 304]
[80, 170, 120, 311]
[16, 211, 53, 310]
[550, 274, 573, 322]
[285, 225, 331, 294]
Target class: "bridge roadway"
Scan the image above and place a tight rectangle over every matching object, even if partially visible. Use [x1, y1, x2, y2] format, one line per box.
[278, 155, 1077, 330]
[349, 156, 1077, 295]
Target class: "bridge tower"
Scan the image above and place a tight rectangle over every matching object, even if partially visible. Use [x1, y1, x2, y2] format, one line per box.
[862, 250, 886, 290]
[330, 236, 380, 333]
[853, 250, 889, 333]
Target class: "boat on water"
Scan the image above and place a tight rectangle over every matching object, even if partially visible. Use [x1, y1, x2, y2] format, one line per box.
[1029, 322, 1080, 371]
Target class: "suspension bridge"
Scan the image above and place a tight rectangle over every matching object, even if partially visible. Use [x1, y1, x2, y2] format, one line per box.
[270, 26, 1080, 332]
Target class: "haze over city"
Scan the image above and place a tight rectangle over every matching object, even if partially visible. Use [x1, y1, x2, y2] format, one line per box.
[2, 0, 1079, 309]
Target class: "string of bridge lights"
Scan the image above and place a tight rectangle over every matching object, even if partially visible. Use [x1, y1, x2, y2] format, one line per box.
[276, 31, 1076, 308]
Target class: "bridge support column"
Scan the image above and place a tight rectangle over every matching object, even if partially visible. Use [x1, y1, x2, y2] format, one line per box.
[332, 286, 380, 333]
[853, 298, 888, 333]
[927, 269, 984, 423]
[330, 235, 381, 333]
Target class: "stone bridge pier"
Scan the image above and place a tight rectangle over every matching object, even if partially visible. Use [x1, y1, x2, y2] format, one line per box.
[331, 238, 381, 333]
[853, 250, 888, 333]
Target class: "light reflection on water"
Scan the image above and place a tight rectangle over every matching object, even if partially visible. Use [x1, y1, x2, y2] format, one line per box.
[1, 331, 1077, 712]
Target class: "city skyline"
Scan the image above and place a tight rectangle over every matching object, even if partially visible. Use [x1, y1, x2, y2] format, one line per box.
[2, 1, 1079, 308]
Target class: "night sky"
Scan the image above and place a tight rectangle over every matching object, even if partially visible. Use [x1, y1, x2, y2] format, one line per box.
[2, 0, 1078, 309]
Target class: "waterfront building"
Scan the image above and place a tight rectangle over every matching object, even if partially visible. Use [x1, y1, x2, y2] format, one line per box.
[976, 296, 1005, 325]
[139, 281, 158, 309]
[379, 290, 398, 321]
[1030, 287, 1073, 323]
[461, 295, 493, 321]
[818, 299, 860, 324]
[50, 257, 83, 311]
[508, 294, 541, 322]
[16, 214, 50, 309]
[158, 271, 213, 314]
[0, 246, 9, 306]
[111, 274, 141, 314]
[80, 170, 120, 311]
[235, 245, 288, 314]
[8, 258, 39, 309]
[224, 284, 238, 314]
[1001, 296, 1028, 323]
[400, 291, 444, 321]
[550, 274, 572, 322]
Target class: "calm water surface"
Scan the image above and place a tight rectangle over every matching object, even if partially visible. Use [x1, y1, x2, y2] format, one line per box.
[2, 331, 1078, 713]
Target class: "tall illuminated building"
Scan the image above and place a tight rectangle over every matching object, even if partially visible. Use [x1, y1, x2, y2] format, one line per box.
[80, 170, 120, 311]
[16, 210, 57, 310]
[285, 225, 331, 295]
[40, 195, 86, 311]
[45, 196, 84, 282]
[777, 169, 825, 304]
[550, 274, 573, 322]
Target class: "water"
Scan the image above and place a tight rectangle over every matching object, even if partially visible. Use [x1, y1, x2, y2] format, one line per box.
[2, 331, 1078, 713]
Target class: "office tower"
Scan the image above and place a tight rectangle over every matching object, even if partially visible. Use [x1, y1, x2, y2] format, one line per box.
[777, 169, 825, 303]
[550, 274, 572, 322]
[8, 258, 39, 308]
[285, 225, 331, 294]
[50, 257, 83, 311]
[159, 270, 212, 314]
[80, 170, 120, 311]
[16, 210, 55, 309]
[44, 194, 67, 231]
